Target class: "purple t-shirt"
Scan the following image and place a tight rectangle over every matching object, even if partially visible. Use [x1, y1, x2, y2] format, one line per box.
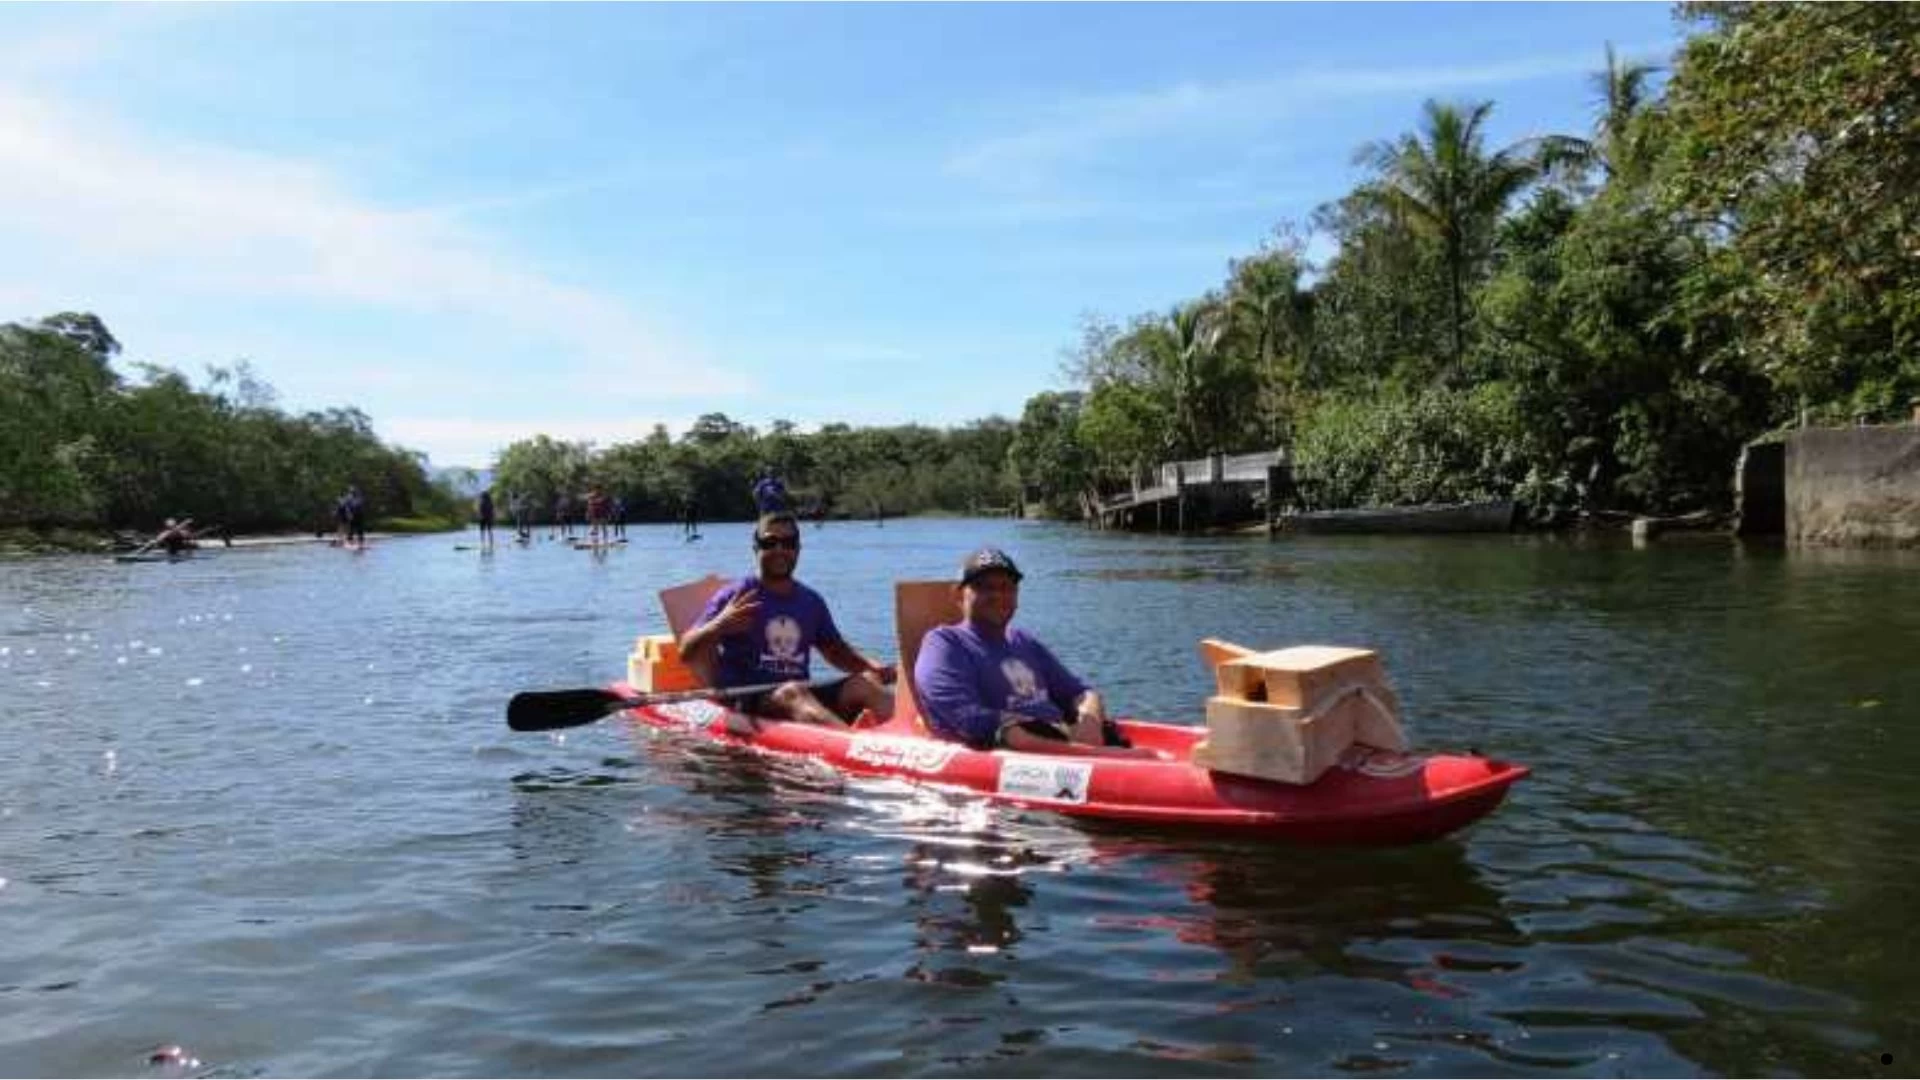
[914, 621, 1089, 750]
[694, 576, 843, 688]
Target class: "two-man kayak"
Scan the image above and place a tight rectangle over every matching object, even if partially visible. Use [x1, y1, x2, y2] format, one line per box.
[612, 683, 1526, 846]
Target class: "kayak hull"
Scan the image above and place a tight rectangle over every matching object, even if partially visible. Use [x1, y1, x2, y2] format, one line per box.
[113, 550, 205, 563]
[613, 683, 1527, 846]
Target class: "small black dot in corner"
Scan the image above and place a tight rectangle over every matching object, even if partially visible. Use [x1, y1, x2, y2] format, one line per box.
[1882, 1053, 1893, 1066]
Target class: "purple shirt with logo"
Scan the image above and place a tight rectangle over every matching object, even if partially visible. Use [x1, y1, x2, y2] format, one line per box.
[914, 620, 1089, 750]
[695, 576, 843, 688]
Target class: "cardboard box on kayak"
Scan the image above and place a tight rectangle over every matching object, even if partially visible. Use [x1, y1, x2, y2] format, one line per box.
[629, 632, 702, 692]
[629, 574, 730, 692]
[1193, 644, 1408, 785]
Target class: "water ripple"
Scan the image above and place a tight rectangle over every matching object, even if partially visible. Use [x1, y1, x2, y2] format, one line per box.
[0, 525, 1912, 1075]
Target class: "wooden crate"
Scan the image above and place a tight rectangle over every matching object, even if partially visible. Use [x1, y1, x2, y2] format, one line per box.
[1193, 694, 1360, 785]
[1214, 646, 1390, 709]
[1194, 643, 1408, 784]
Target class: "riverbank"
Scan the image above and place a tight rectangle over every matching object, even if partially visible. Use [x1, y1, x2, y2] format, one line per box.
[0, 520, 459, 557]
[1225, 507, 1736, 539]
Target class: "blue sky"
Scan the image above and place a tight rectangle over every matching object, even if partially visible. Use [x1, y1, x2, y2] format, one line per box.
[1, 3, 1685, 467]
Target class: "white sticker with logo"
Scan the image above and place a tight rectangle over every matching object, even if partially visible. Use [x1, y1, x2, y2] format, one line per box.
[996, 758, 1094, 804]
[657, 700, 728, 728]
[845, 735, 960, 775]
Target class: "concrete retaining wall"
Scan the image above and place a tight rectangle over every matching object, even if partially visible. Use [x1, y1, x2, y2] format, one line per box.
[1785, 426, 1920, 547]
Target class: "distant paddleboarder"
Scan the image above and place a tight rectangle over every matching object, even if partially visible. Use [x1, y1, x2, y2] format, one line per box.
[477, 488, 496, 548]
[509, 491, 531, 541]
[342, 485, 367, 547]
[584, 484, 610, 544]
[752, 467, 788, 514]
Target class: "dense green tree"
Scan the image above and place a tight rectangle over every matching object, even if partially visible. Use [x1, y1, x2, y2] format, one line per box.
[1, 314, 461, 532]
[1662, 2, 1920, 421]
[1008, 392, 1092, 518]
[1223, 241, 1316, 443]
[1309, 189, 1450, 388]
[1355, 100, 1547, 372]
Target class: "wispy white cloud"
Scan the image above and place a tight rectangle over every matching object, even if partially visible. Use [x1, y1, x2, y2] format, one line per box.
[871, 187, 1313, 228]
[0, 5, 203, 83]
[380, 415, 705, 467]
[0, 86, 748, 400]
[946, 46, 1671, 188]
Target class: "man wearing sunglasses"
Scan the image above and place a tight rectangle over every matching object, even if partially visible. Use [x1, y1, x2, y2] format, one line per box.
[680, 511, 895, 728]
[915, 547, 1150, 757]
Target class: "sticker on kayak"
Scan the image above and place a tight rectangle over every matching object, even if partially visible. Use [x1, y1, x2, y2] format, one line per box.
[996, 758, 1093, 804]
[1341, 746, 1425, 779]
[846, 735, 960, 775]
[657, 700, 727, 728]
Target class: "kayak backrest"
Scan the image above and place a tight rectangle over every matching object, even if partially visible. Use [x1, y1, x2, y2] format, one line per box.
[659, 574, 729, 639]
[893, 580, 961, 731]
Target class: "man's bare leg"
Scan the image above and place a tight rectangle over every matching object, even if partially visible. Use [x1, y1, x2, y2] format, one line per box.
[765, 682, 850, 727]
[834, 673, 895, 724]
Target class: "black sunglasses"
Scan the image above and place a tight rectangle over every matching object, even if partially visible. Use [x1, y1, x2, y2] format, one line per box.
[755, 534, 800, 551]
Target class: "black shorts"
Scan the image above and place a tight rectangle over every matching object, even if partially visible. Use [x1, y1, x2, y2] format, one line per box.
[997, 718, 1132, 749]
[735, 677, 852, 719]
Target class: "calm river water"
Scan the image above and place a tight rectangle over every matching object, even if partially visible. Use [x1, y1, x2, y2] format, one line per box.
[1, 520, 1914, 1077]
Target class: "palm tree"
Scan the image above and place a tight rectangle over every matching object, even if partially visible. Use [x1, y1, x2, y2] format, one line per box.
[1532, 43, 1663, 191]
[1226, 249, 1314, 444]
[1357, 99, 1542, 372]
[1589, 43, 1662, 184]
[1140, 302, 1229, 457]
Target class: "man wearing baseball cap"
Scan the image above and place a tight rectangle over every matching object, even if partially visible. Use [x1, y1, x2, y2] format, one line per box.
[913, 546, 1149, 756]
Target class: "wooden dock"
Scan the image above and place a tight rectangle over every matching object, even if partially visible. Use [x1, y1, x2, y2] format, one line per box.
[1089, 450, 1288, 533]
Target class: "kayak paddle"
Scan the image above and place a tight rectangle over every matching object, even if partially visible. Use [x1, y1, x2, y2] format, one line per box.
[511, 678, 807, 732]
[509, 667, 899, 733]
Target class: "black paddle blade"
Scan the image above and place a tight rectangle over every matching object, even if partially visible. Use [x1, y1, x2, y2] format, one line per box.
[507, 688, 631, 732]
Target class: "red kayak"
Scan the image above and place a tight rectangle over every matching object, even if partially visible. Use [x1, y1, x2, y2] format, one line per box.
[613, 681, 1527, 846]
